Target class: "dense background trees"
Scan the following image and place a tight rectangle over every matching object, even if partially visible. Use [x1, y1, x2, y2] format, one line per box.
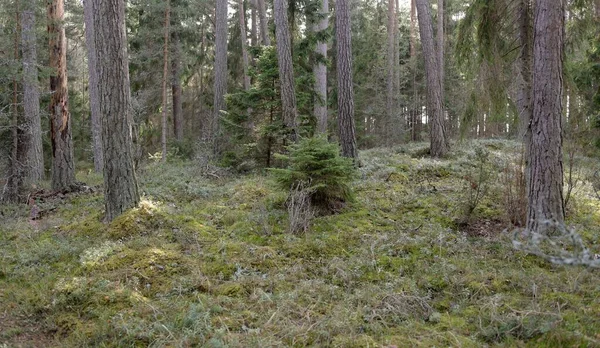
[0, 0, 598, 225]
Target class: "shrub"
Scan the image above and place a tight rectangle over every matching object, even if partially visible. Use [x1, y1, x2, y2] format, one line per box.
[270, 136, 356, 212]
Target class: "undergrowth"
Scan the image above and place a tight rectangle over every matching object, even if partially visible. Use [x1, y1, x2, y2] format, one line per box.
[1, 139, 600, 347]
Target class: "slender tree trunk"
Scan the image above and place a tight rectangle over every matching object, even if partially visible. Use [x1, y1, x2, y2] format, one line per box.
[48, 0, 75, 191]
[437, 0, 444, 97]
[410, 0, 421, 141]
[274, 0, 298, 141]
[257, 0, 271, 45]
[416, 0, 448, 157]
[314, 0, 328, 134]
[517, 0, 533, 146]
[250, 0, 258, 46]
[22, 0, 44, 182]
[172, 28, 183, 141]
[394, 0, 401, 140]
[526, 0, 565, 232]
[385, 0, 395, 145]
[91, 0, 140, 222]
[161, 0, 170, 162]
[83, 0, 103, 173]
[212, 0, 228, 153]
[239, 0, 251, 91]
[336, 0, 358, 161]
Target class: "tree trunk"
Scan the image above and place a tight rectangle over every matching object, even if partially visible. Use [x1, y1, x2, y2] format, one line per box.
[517, 0, 533, 146]
[314, 0, 328, 134]
[437, 0, 444, 97]
[250, 0, 258, 47]
[410, 0, 421, 141]
[257, 0, 271, 45]
[336, 0, 358, 161]
[172, 27, 183, 141]
[48, 0, 75, 191]
[22, 0, 44, 182]
[91, 0, 140, 222]
[161, 0, 170, 162]
[385, 0, 395, 144]
[239, 0, 251, 91]
[83, 0, 103, 173]
[274, 0, 298, 141]
[212, 0, 228, 153]
[526, 0, 565, 232]
[416, 0, 448, 157]
[394, 0, 401, 140]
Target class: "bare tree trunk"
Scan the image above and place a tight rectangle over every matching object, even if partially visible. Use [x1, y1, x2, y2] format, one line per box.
[257, 0, 271, 45]
[394, 0, 401, 140]
[212, 0, 228, 153]
[172, 28, 183, 141]
[161, 0, 170, 162]
[314, 0, 328, 134]
[239, 0, 251, 91]
[250, 0, 258, 47]
[437, 0, 444, 97]
[22, 0, 44, 182]
[526, 0, 565, 232]
[385, 0, 395, 145]
[416, 0, 448, 157]
[91, 0, 140, 222]
[517, 0, 533, 146]
[274, 0, 298, 141]
[410, 0, 421, 141]
[48, 0, 75, 191]
[336, 0, 358, 161]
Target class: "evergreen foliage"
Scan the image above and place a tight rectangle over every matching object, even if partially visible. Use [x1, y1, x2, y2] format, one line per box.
[270, 135, 356, 211]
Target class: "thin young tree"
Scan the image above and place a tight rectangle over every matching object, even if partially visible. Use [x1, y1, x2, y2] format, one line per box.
[48, 0, 76, 190]
[385, 0, 395, 144]
[22, 0, 44, 182]
[161, 0, 170, 162]
[91, 0, 140, 221]
[526, 0, 565, 232]
[314, 0, 328, 134]
[83, 0, 103, 173]
[416, 0, 448, 157]
[212, 0, 228, 153]
[172, 9, 183, 142]
[335, 0, 358, 161]
[273, 0, 298, 141]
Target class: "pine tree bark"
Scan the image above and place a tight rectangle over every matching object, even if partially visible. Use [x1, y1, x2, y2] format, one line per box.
[336, 0, 358, 161]
[385, 0, 395, 144]
[83, 0, 103, 173]
[172, 28, 183, 141]
[274, 0, 298, 141]
[526, 0, 565, 232]
[22, 0, 44, 183]
[257, 0, 271, 45]
[48, 0, 75, 191]
[91, 0, 140, 222]
[517, 0, 533, 146]
[212, 0, 228, 153]
[161, 0, 170, 162]
[314, 0, 328, 134]
[410, 0, 421, 141]
[250, 0, 258, 46]
[437, 0, 444, 97]
[416, 0, 448, 157]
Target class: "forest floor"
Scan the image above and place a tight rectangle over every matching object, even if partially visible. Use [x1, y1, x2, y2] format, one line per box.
[2, 139, 600, 347]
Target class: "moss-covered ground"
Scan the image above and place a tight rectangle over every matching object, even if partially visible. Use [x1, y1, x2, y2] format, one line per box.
[2, 140, 600, 347]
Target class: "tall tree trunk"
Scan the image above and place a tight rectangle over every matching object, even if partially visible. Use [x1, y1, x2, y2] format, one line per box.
[161, 0, 170, 162]
[91, 0, 140, 222]
[172, 28, 183, 141]
[83, 0, 103, 173]
[526, 0, 565, 232]
[48, 0, 75, 191]
[239, 0, 251, 91]
[517, 0, 533, 146]
[250, 0, 258, 47]
[385, 0, 395, 144]
[437, 0, 444, 97]
[394, 0, 401, 140]
[212, 0, 228, 153]
[410, 0, 421, 141]
[416, 0, 448, 157]
[22, 0, 44, 182]
[336, 0, 358, 161]
[274, 0, 298, 141]
[257, 0, 271, 45]
[314, 0, 328, 134]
